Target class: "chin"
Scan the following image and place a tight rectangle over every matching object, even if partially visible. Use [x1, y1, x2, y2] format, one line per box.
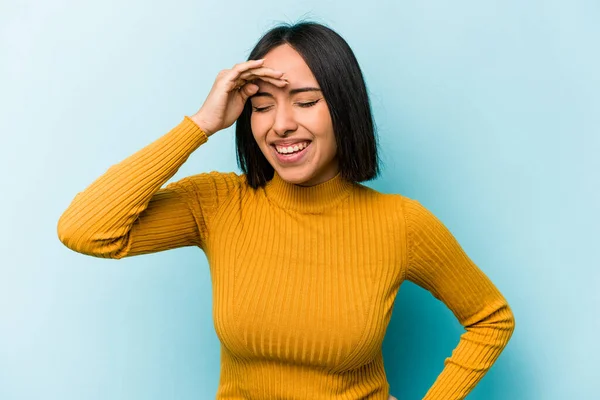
[275, 167, 315, 185]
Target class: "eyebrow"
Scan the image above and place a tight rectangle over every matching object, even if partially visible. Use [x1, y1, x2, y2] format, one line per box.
[250, 87, 322, 98]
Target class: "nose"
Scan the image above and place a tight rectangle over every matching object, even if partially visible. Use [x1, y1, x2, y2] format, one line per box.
[272, 102, 298, 136]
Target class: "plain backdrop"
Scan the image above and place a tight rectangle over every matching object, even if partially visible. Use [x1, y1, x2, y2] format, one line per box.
[1, 0, 598, 399]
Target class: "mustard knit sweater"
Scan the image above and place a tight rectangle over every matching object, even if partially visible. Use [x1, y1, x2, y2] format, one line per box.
[57, 116, 515, 399]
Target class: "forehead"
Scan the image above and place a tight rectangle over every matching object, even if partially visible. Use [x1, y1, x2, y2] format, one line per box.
[258, 44, 317, 86]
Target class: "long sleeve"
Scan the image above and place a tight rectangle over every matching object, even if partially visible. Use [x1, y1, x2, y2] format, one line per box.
[401, 197, 516, 399]
[57, 116, 214, 258]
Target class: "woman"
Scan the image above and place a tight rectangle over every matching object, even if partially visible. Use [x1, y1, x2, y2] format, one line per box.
[57, 21, 515, 399]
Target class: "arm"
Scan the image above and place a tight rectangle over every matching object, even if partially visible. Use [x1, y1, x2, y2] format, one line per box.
[57, 116, 227, 258]
[401, 197, 516, 399]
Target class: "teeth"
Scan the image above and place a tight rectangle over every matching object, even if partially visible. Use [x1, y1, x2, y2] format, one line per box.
[275, 141, 310, 154]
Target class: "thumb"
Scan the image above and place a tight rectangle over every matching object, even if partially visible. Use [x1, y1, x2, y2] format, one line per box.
[242, 83, 259, 97]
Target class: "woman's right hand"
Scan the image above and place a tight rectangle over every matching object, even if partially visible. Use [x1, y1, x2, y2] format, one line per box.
[190, 59, 289, 137]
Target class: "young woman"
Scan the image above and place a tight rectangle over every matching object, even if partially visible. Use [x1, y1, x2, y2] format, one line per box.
[57, 21, 515, 400]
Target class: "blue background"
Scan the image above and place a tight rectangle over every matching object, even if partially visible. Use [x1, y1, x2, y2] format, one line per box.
[1, 1, 598, 399]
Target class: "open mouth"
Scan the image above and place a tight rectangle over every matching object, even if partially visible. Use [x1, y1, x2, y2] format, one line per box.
[271, 141, 312, 163]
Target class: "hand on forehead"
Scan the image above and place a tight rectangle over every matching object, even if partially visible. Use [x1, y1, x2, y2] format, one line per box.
[257, 44, 317, 88]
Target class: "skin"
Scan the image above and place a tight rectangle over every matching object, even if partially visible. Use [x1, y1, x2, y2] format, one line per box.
[249, 44, 340, 187]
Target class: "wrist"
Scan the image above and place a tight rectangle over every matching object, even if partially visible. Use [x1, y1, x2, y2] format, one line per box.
[190, 113, 214, 137]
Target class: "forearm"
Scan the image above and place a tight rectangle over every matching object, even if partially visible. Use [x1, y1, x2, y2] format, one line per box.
[422, 300, 515, 399]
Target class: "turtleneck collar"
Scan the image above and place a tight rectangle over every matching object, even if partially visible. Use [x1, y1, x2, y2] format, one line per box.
[264, 170, 355, 214]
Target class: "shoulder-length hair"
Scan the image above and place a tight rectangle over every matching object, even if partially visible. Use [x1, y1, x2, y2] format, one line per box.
[235, 21, 380, 189]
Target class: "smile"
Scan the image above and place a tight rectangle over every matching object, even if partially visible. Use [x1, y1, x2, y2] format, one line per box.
[271, 141, 312, 164]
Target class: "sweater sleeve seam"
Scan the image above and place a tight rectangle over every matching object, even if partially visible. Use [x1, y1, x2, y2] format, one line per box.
[209, 172, 238, 229]
[169, 177, 208, 249]
[203, 172, 247, 246]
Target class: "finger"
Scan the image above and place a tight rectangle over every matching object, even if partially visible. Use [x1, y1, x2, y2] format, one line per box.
[232, 75, 287, 90]
[223, 60, 265, 91]
[232, 59, 265, 74]
[237, 71, 286, 87]
[239, 67, 284, 81]
[244, 81, 260, 92]
[228, 63, 286, 90]
[236, 82, 259, 101]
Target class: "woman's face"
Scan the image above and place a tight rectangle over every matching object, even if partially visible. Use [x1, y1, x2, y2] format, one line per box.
[249, 44, 339, 187]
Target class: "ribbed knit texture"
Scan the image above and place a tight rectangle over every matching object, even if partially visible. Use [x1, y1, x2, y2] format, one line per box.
[57, 116, 515, 399]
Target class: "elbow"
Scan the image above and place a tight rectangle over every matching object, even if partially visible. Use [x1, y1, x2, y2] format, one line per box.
[56, 211, 80, 251]
[496, 305, 516, 351]
[56, 211, 124, 258]
[495, 297, 516, 337]
[56, 194, 128, 258]
[57, 218, 92, 256]
[465, 299, 516, 342]
[505, 304, 516, 337]
[493, 302, 516, 344]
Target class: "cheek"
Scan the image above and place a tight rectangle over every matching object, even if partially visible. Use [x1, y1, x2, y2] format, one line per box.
[314, 109, 335, 146]
[297, 105, 332, 140]
[318, 115, 337, 156]
[250, 117, 269, 142]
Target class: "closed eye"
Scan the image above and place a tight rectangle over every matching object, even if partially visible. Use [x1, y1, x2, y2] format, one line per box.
[252, 99, 320, 113]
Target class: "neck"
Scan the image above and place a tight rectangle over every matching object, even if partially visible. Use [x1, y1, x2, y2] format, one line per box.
[264, 170, 355, 214]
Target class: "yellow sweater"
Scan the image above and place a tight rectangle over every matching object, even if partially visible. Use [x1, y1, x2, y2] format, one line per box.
[57, 116, 515, 399]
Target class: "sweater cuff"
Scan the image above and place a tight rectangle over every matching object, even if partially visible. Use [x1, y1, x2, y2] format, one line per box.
[184, 115, 210, 141]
